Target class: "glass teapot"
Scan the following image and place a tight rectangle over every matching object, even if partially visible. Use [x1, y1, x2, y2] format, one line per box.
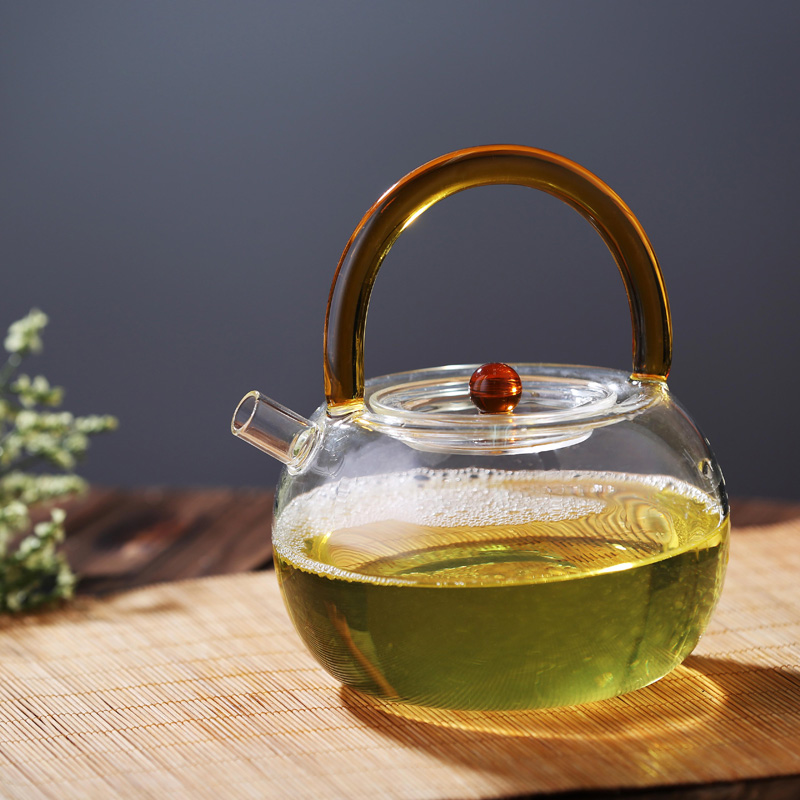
[231, 145, 729, 711]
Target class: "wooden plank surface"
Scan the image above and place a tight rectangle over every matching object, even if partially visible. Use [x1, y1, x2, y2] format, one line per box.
[60, 488, 275, 596]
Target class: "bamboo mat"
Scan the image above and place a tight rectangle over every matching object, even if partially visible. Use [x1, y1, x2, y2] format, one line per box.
[2, 515, 800, 800]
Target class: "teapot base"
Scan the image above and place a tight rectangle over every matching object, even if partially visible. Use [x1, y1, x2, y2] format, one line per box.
[340, 657, 725, 734]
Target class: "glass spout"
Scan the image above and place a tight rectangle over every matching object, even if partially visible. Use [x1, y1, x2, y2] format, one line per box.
[231, 391, 319, 471]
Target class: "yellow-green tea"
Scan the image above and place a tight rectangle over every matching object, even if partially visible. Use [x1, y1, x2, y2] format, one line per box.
[274, 469, 728, 710]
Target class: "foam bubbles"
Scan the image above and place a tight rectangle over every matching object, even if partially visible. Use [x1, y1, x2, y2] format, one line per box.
[274, 468, 714, 577]
[278, 468, 600, 536]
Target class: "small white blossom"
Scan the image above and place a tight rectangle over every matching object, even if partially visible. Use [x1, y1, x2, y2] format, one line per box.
[75, 415, 118, 434]
[4, 309, 48, 355]
[11, 374, 63, 408]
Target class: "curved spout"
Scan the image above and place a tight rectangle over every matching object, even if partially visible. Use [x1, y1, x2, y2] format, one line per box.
[231, 391, 319, 471]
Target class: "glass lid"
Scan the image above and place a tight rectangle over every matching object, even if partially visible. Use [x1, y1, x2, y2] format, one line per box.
[358, 364, 663, 454]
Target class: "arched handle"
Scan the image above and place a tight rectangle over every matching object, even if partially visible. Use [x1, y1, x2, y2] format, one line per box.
[324, 145, 672, 412]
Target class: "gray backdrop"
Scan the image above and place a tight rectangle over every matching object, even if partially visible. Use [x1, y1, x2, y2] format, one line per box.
[1, 2, 798, 499]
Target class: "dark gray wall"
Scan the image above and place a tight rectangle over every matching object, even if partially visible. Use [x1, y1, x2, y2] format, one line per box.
[1, 2, 798, 499]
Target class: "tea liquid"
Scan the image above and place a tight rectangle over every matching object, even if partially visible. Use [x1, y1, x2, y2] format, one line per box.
[273, 469, 728, 710]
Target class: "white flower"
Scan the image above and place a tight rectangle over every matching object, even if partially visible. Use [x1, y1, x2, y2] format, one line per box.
[0, 308, 117, 612]
[4, 309, 48, 355]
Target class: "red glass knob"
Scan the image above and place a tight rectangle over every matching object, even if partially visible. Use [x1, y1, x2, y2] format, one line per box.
[469, 363, 522, 413]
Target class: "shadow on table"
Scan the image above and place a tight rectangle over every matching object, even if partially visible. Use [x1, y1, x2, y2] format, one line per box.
[340, 656, 800, 790]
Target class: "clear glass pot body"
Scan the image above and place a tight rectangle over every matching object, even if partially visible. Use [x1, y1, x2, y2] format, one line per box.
[270, 364, 729, 711]
[232, 145, 729, 710]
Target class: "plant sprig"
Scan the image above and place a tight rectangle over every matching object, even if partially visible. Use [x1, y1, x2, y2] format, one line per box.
[0, 309, 117, 612]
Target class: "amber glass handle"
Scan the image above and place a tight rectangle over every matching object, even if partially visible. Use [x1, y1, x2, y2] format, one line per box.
[324, 145, 672, 412]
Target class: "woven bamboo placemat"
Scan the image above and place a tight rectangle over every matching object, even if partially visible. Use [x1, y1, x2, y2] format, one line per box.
[2, 514, 800, 800]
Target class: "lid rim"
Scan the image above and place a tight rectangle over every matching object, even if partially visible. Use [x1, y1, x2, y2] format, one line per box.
[356, 364, 664, 453]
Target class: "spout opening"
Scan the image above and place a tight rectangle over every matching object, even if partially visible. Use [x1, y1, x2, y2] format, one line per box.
[232, 391, 259, 437]
[231, 390, 318, 470]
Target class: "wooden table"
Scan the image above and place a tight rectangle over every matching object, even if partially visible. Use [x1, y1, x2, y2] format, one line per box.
[62, 487, 276, 596]
[56, 489, 800, 799]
